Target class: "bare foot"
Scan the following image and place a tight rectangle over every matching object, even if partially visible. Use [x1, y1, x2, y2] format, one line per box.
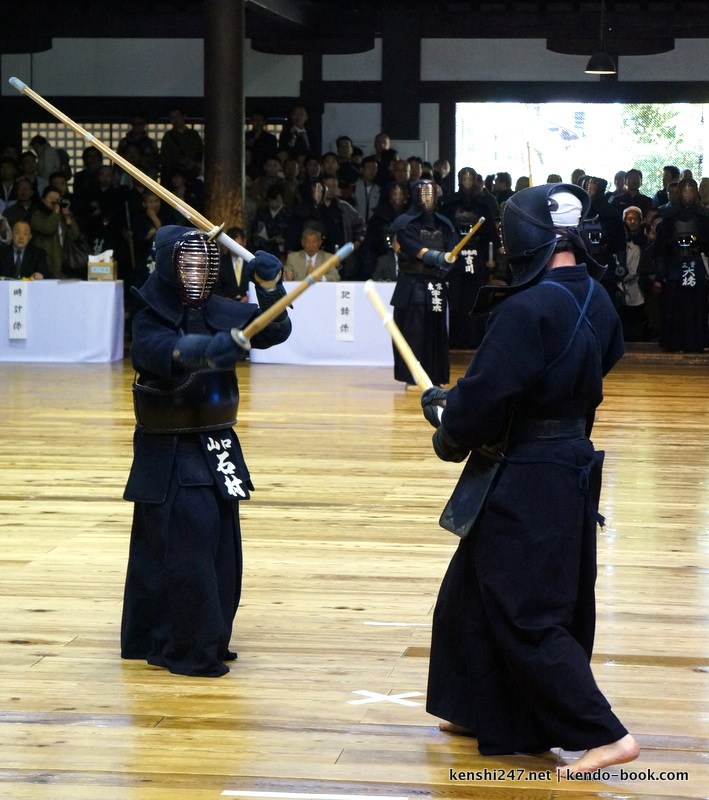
[563, 734, 640, 776]
[439, 720, 475, 736]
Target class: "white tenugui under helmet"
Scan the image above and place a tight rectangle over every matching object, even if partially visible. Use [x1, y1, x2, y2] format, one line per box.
[548, 189, 584, 233]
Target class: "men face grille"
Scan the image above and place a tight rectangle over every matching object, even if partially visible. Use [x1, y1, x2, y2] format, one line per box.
[174, 237, 221, 306]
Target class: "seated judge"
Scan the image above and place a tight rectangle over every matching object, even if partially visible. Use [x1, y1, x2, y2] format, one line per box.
[213, 226, 251, 302]
[0, 220, 48, 279]
[284, 226, 340, 282]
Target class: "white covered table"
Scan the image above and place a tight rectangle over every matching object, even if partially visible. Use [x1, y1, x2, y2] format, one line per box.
[248, 281, 396, 366]
[0, 279, 124, 363]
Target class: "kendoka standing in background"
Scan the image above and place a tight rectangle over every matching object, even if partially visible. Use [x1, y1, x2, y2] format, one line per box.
[390, 179, 457, 389]
[441, 167, 501, 349]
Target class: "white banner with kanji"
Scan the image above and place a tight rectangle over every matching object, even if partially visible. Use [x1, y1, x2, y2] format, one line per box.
[335, 284, 354, 342]
[8, 281, 27, 340]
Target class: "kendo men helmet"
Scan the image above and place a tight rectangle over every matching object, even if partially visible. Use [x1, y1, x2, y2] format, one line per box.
[154, 225, 221, 307]
[471, 183, 605, 314]
[501, 182, 606, 289]
[458, 167, 476, 191]
[412, 179, 439, 213]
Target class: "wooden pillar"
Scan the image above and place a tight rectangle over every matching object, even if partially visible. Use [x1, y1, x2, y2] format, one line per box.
[439, 99, 456, 167]
[204, 0, 245, 228]
[381, 2, 420, 140]
[300, 52, 323, 151]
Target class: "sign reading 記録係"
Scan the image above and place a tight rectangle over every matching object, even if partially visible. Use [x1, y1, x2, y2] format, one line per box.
[336, 285, 354, 342]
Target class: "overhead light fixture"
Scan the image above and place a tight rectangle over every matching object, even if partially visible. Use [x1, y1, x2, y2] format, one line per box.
[585, 51, 617, 75]
[585, 0, 617, 75]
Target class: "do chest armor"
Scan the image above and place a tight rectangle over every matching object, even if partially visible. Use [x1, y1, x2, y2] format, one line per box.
[580, 216, 606, 261]
[420, 227, 447, 251]
[399, 225, 448, 275]
[669, 219, 706, 286]
[453, 208, 480, 235]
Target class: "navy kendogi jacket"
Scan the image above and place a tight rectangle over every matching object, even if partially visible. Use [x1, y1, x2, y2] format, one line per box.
[441, 264, 624, 449]
[125, 282, 291, 504]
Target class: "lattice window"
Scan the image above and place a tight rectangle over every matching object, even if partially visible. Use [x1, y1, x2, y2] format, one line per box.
[21, 119, 281, 184]
[22, 121, 172, 183]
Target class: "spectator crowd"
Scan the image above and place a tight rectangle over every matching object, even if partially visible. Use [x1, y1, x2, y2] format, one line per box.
[0, 102, 707, 351]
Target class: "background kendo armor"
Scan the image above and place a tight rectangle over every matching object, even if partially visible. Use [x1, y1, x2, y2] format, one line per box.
[390, 179, 457, 386]
[441, 168, 501, 348]
[655, 212, 709, 352]
[578, 177, 628, 308]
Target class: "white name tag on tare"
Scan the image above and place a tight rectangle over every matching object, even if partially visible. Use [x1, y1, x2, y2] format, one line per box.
[8, 280, 27, 340]
[335, 284, 354, 342]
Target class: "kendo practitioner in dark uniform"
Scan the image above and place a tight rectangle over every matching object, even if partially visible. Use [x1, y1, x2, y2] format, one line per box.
[361, 182, 409, 281]
[420, 184, 639, 775]
[579, 177, 627, 308]
[390, 179, 457, 388]
[441, 167, 500, 348]
[653, 178, 709, 352]
[121, 226, 291, 677]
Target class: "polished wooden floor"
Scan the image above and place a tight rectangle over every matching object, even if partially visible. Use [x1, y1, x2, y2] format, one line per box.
[0, 350, 707, 800]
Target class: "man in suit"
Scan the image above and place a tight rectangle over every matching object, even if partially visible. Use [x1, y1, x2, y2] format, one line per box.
[246, 109, 278, 179]
[285, 227, 340, 282]
[4, 178, 37, 229]
[213, 227, 251, 302]
[160, 107, 204, 187]
[0, 220, 48, 279]
[277, 104, 320, 161]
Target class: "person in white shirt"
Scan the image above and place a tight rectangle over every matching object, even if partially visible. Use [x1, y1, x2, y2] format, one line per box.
[618, 206, 651, 341]
[30, 135, 63, 181]
[214, 227, 252, 302]
[353, 157, 381, 222]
